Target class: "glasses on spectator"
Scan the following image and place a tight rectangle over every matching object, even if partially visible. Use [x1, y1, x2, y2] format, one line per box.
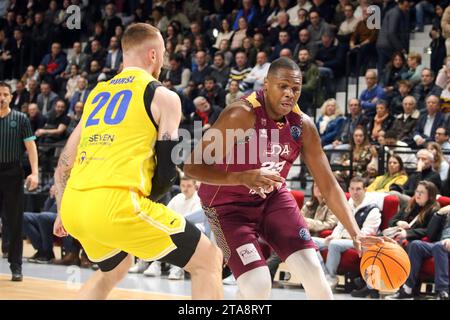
[415, 190, 426, 196]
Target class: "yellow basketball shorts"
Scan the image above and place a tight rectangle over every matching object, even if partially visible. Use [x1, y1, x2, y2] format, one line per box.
[60, 187, 201, 271]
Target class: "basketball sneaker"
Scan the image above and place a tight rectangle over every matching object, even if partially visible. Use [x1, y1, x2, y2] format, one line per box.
[168, 266, 185, 280]
[128, 259, 149, 273]
[386, 287, 413, 300]
[437, 291, 449, 300]
[143, 261, 162, 277]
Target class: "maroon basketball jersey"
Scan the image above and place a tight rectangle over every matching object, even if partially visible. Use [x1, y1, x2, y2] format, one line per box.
[198, 89, 303, 207]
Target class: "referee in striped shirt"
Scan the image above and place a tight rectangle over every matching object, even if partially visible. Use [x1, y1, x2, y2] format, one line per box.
[0, 81, 38, 281]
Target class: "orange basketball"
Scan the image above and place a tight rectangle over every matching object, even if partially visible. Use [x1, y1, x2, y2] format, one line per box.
[360, 242, 411, 291]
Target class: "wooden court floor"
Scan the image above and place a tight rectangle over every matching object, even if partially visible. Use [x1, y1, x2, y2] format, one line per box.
[0, 274, 189, 300]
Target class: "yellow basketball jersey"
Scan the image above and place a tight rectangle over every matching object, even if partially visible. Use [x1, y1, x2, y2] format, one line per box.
[68, 67, 159, 196]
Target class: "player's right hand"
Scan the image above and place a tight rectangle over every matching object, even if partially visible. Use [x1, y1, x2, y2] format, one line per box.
[53, 215, 68, 237]
[239, 169, 285, 198]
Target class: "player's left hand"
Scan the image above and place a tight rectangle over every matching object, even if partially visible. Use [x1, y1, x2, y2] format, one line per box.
[53, 215, 68, 237]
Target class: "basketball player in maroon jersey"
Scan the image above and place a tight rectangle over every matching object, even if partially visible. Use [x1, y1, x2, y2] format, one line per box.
[184, 58, 382, 299]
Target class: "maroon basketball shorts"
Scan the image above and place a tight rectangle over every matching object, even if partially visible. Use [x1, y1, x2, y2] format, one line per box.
[203, 187, 317, 279]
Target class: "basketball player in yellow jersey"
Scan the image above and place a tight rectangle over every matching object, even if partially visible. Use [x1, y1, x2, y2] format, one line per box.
[52, 23, 223, 300]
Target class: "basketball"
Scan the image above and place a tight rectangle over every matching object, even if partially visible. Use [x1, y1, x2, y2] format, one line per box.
[360, 242, 411, 291]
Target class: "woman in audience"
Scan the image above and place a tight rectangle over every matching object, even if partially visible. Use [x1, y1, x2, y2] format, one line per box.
[367, 100, 395, 142]
[427, 142, 450, 181]
[316, 98, 345, 146]
[301, 182, 338, 236]
[367, 154, 408, 192]
[335, 126, 378, 180]
[214, 18, 235, 50]
[388, 180, 440, 244]
[380, 52, 407, 99]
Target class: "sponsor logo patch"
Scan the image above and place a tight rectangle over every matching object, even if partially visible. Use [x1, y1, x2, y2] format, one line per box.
[236, 243, 261, 266]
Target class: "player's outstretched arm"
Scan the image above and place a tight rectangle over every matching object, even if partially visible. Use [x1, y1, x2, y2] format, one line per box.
[184, 102, 284, 193]
[301, 114, 382, 253]
[53, 121, 82, 236]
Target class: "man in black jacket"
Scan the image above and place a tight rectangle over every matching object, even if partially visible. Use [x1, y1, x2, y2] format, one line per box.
[376, 0, 410, 79]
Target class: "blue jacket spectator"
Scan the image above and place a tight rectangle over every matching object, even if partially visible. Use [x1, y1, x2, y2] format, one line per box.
[359, 70, 386, 117]
[316, 98, 345, 146]
[40, 42, 67, 77]
[412, 95, 445, 148]
[233, 0, 256, 30]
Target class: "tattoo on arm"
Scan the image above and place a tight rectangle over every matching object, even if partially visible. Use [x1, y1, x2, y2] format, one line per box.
[162, 131, 172, 140]
[54, 147, 73, 212]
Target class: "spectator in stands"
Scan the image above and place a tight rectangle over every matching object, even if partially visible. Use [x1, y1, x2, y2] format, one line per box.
[65, 42, 89, 73]
[390, 80, 413, 116]
[392, 149, 442, 211]
[313, 176, 381, 289]
[414, 0, 435, 33]
[69, 76, 90, 114]
[335, 126, 378, 180]
[10, 80, 29, 111]
[63, 64, 81, 101]
[245, 51, 270, 91]
[251, 0, 271, 34]
[376, 0, 410, 78]
[37, 81, 58, 115]
[401, 52, 425, 86]
[389, 180, 439, 243]
[21, 65, 38, 89]
[359, 70, 386, 118]
[214, 19, 234, 50]
[288, 0, 313, 26]
[439, 76, 450, 113]
[427, 142, 450, 181]
[164, 53, 191, 93]
[413, 95, 445, 148]
[27, 79, 38, 104]
[85, 59, 102, 90]
[225, 80, 245, 106]
[199, 76, 226, 109]
[430, 14, 447, 76]
[87, 40, 107, 69]
[279, 48, 293, 59]
[31, 12, 50, 65]
[266, 0, 290, 29]
[23, 185, 57, 264]
[311, 0, 334, 23]
[380, 52, 408, 100]
[40, 42, 67, 78]
[293, 28, 319, 62]
[10, 27, 31, 79]
[337, 3, 358, 43]
[66, 101, 83, 136]
[209, 52, 230, 89]
[383, 129, 417, 169]
[233, 0, 256, 31]
[214, 39, 233, 68]
[301, 182, 338, 236]
[190, 96, 222, 134]
[102, 3, 122, 40]
[242, 37, 257, 67]
[413, 69, 443, 113]
[270, 30, 295, 61]
[316, 98, 345, 146]
[315, 31, 345, 97]
[389, 207, 450, 300]
[390, 96, 421, 146]
[307, 10, 330, 44]
[253, 32, 272, 57]
[190, 50, 211, 87]
[99, 36, 122, 81]
[227, 50, 252, 91]
[366, 154, 408, 193]
[323, 98, 367, 161]
[27, 103, 46, 133]
[35, 99, 70, 143]
[231, 17, 250, 50]
[434, 127, 450, 161]
[298, 48, 322, 115]
[268, 11, 296, 47]
[164, 1, 191, 32]
[367, 100, 395, 142]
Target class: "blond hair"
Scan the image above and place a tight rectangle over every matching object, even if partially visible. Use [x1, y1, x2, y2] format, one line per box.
[320, 98, 342, 117]
[122, 23, 161, 53]
[408, 52, 422, 65]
